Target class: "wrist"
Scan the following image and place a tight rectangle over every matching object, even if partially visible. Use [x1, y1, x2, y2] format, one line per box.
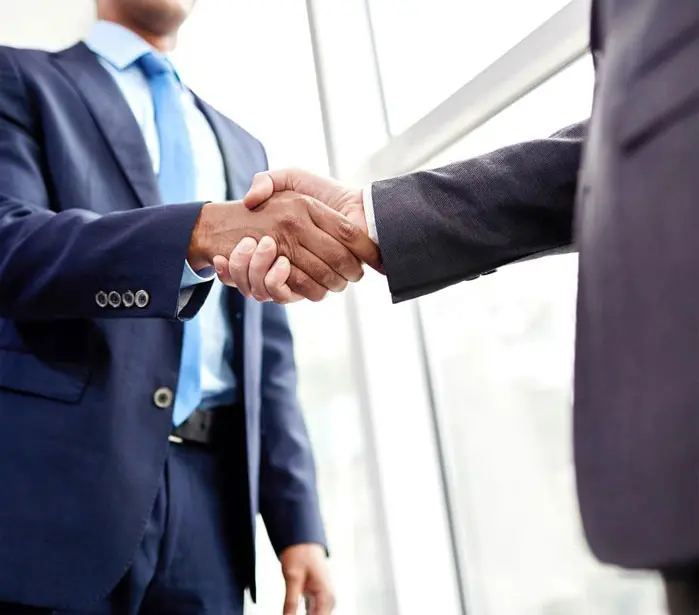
[188, 201, 245, 269]
[186, 204, 212, 270]
[347, 188, 367, 234]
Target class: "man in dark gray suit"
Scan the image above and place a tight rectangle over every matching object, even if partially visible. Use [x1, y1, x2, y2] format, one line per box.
[216, 0, 699, 612]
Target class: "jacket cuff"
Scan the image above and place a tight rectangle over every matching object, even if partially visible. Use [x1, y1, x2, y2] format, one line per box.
[263, 500, 328, 557]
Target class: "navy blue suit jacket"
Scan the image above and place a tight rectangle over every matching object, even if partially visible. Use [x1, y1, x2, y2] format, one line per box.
[0, 42, 325, 609]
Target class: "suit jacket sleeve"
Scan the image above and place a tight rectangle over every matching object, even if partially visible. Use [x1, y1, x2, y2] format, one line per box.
[371, 121, 587, 302]
[0, 48, 210, 321]
[258, 301, 327, 555]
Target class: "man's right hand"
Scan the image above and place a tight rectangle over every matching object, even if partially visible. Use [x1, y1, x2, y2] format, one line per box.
[187, 191, 379, 302]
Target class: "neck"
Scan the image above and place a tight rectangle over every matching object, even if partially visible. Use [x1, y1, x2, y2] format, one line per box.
[132, 28, 177, 53]
[99, 16, 178, 52]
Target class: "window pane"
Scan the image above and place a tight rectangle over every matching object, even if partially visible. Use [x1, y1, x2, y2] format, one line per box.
[419, 61, 666, 614]
[176, 4, 394, 613]
[368, 0, 571, 133]
[286, 297, 395, 615]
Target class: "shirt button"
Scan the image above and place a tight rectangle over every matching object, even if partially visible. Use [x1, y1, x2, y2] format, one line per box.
[122, 290, 135, 308]
[235, 312, 242, 320]
[153, 387, 174, 409]
[135, 290, 150, 308]
[108, 291, 122, 308]
[95, 291, 108, 308]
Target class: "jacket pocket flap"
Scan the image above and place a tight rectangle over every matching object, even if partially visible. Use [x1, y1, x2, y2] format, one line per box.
[0, 348, 90, 402]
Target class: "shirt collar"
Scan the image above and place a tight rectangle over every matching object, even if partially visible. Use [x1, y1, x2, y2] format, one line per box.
[84, 20, 182, 82]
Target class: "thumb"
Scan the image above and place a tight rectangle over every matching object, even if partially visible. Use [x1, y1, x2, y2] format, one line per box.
[243, 172, 275, 209]
[283, 571, 305, 615]
[212, 255, 234, 286]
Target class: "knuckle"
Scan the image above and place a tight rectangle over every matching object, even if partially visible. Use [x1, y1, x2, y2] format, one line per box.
[274, 237, 297, 264]
[284, 568, 304, 583]
[315, 267, 337, 289]
[337, 219, 359, 242]
[278, 213, 303, 233]
[289, 270, 312, 295]
[323, 248, 346, 272]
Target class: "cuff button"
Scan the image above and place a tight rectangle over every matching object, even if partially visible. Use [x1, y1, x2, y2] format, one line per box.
[108, 291, 122, 308]
[135, 290, 150, 308]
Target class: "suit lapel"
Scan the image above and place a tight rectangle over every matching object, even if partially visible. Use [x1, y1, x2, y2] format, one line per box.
[52, 43, 160, 208]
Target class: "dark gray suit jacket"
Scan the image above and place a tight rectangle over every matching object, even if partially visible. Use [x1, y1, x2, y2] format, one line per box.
[371, 0, 699, 571]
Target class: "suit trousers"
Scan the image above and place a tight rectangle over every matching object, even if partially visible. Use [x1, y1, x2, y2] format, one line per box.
[0, 443, 245, 615]
[664, 563, 699, 615]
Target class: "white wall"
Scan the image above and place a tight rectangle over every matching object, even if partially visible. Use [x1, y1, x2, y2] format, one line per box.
[0, 0, 94, 48]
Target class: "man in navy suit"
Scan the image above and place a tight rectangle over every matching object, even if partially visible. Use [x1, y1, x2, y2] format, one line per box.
[0, 0, 378, 613]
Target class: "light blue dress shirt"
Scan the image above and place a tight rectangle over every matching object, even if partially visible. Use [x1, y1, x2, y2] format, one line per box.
[85, 20, 237, 409]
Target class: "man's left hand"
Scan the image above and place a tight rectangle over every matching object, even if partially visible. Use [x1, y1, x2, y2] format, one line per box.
[280, 543, 335, 615]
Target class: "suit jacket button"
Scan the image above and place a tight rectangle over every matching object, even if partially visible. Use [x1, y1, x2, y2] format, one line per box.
[108, 291, 122, 308]
[153, 387, 173, 409]
[135, 290, 150, 308]
[122, 290, 135, 308]
[95, 291, 108, 308]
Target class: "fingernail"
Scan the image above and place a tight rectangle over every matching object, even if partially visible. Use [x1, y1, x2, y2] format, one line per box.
[214, 262, 224, 275]
[259, 236, 275, 250]
[238, 238, 257, 253]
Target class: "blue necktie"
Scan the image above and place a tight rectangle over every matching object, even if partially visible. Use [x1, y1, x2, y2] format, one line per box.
[138, 52, 201, 426]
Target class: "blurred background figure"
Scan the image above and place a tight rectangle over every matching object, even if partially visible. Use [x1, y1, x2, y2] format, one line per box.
[0, 1, 675, 614]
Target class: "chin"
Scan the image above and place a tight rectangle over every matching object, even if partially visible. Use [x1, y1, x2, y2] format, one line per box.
[126, 0, 197, 36]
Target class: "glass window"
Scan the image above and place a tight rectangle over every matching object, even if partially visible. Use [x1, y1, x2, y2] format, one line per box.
[176, 4, 394, 614]
[0, 0, 94, 49]
[418, 60, 666, 614]
[367, 0, 571, 134]
[250, 296, 395, 615]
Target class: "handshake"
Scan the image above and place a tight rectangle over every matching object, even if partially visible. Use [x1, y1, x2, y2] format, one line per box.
[187, 169, 379, 303]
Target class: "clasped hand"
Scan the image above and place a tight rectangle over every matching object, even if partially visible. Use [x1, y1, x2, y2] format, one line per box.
[211, 169, 377, 303]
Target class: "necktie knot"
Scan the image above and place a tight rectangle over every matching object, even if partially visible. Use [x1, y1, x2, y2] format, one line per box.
[137, 52, 174, 80]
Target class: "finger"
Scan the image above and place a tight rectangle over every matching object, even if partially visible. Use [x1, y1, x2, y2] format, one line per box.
[228, 237, 258, 298]
[264, 257, 303, 303]
[308, 200, 381, 271]
[293, 245, 349, 293]
[284, 200, 363, 283]
[243, 172, 275, 209]
[248, 236, 279, 301]
[244, 169, 302, 209]
[213, 255, 234, 286]
[265, 169, 346, 206]
[283, 572, 305, 615]
[244, 169, 345, 210]
[286, 264, 328, 303]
